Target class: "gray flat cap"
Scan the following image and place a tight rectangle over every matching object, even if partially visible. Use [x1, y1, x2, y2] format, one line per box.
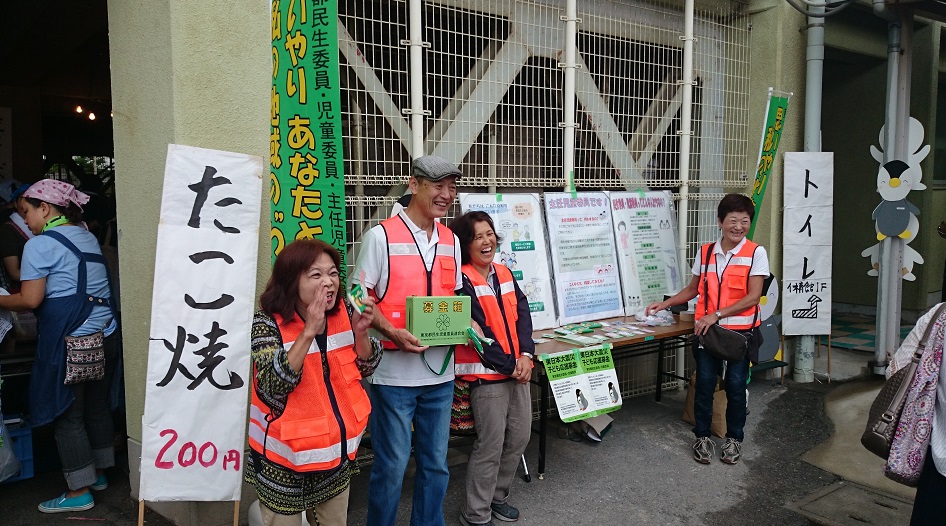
[412, 155, 462, 181]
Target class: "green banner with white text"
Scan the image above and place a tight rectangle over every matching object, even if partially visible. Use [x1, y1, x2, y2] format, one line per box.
[270, 0, 347, 278]
[747, 94, 789, 240]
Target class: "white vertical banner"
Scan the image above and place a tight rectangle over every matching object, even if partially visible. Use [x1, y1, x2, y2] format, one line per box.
[608, 191, 683, 315]
[782, 152, 833, 335]
[459, 193, 558, 330]
[140, 144, 263, 501]
[544, 192, 624, 325]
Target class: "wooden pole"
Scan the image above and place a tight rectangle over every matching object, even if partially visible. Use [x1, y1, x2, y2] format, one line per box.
[137, 500, 145, 526]
[233, 501, 240, 526]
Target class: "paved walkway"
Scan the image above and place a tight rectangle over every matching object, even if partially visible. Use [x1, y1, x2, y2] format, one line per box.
[1, 368, 912, 526]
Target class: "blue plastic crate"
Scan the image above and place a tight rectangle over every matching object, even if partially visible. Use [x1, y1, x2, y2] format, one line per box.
[2, 417, 33, 483]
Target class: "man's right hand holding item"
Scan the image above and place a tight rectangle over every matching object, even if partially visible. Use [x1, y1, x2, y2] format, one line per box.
[371, 311, 428, 353]
[388, 327, 428, 353]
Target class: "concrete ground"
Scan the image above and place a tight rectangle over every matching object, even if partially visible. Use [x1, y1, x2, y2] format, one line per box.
[0, 347, 910, 526]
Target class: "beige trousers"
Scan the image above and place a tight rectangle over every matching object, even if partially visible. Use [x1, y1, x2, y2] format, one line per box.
[259, 487, 350, 526]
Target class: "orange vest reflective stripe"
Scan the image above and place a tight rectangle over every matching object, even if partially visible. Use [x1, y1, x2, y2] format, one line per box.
[371, 215, 457, 349]
[695, 241, 761, 330]
[455, 264, 522, 381]
[247, 310, 371, 473]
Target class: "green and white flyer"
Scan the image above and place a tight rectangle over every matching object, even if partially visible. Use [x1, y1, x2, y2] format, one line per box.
[540, 344, 622, 423]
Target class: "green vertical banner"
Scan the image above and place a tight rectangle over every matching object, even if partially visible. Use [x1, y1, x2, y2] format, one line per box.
[270, 0, 347, 277]
[747, 92, 790, 240]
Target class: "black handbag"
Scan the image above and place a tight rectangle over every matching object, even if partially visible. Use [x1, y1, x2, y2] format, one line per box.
[691, 242, 759, 362]
[860, 303, 946, 459]
[696, 324, 749, 361]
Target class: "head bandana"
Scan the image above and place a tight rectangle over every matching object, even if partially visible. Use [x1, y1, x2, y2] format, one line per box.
[23, 179, 91, 211]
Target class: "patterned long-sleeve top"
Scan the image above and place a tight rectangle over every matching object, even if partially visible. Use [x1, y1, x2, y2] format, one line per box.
[244, 301, 382, 514]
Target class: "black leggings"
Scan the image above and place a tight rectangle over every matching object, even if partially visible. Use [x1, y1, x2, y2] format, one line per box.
[910, 446, 946, 526]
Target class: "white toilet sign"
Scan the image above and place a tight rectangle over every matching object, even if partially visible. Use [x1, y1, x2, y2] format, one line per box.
[782, 152, 833, 336]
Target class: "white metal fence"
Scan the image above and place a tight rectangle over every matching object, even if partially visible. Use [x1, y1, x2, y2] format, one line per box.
[339, 0, 750, 269]
[338, 0, 751, 397]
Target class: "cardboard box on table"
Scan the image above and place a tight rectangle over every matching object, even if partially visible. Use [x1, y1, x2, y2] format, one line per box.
[405, 296, 472, 346]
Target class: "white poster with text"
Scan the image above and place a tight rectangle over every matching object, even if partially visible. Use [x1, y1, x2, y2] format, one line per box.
[140, 144, 263, 501]
[460, 193, 557, 329]
[544, 192, 624, 325]
[609, 191, 683, 315]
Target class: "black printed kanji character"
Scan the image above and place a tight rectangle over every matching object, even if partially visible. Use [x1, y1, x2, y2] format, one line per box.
[155, 326, 199, 387]
[328, 193, 342, 210]
[154, 322, 244, 391]
[191, 321, 244, 391]
[329, 210, 344, 230]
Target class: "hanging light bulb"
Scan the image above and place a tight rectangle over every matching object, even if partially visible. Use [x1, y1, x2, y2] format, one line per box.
[88, 112, 96, 121]
[75, 105, 84, 114]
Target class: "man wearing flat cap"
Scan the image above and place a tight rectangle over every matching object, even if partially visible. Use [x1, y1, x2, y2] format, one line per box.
[354, 155, 463, 526]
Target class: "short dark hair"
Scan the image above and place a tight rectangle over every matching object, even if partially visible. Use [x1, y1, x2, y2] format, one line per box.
[717, 194, 755, 222]
[260, 239, 342, 321]
[24, 197, 84, 225]
[450, 211, 504, 265]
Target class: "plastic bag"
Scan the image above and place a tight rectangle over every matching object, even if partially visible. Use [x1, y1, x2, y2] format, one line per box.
[0, 421, 21, 482]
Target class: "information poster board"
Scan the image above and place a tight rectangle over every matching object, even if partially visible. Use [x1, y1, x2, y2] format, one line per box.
[609, 191, 683, 315]
[782, 152, 833, 335]
[460, 193, 557, 330]
[540, 344, 622, 422]
[140, 144, 263, 501]
[544, 192, 624, 325]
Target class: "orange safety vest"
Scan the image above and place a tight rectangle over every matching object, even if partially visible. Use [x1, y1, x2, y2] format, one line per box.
[247, 311, 371, 473]
[371, 215, 457, 349]
[455, 264, 528, 381]
[695, 241, 761, 330]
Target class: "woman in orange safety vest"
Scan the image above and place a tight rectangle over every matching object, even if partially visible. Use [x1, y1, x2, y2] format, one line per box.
[246, 239, 382, 526]
[646, 194, 769, 467]
[451, 211, 535, 526]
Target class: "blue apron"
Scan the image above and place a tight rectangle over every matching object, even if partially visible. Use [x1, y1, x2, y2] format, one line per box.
[29, 229, 116, 427]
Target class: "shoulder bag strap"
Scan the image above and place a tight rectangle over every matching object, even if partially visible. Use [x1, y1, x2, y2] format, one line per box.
[916, 303, 946, 358]
[749, 246, 760, 326]
[701, 243, 715, 320]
